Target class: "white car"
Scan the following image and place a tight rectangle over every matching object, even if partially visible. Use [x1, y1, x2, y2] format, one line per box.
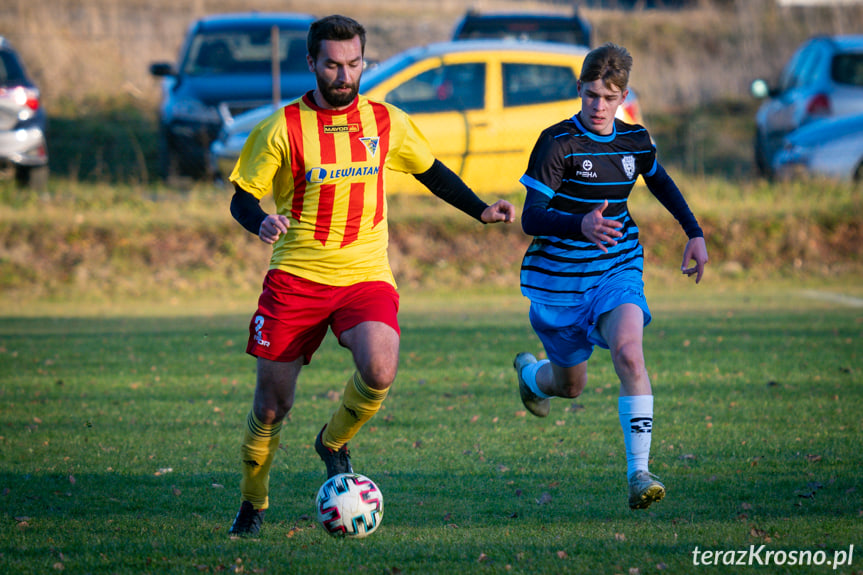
[0, 36, 48, 188]
[772, 113, 863, 183]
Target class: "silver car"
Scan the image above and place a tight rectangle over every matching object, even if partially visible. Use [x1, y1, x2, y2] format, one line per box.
[751, 35, 863, 178]
[772, 113, 863, 183]
[0, 37, 48, 188]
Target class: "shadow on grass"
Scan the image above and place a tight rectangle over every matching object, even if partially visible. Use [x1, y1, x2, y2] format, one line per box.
[2, 463, 859, 574]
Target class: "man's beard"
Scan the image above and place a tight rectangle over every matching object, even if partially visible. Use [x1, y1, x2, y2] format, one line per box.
[320, 81, 359, 108]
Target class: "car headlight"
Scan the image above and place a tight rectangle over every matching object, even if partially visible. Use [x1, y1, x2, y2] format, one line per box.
[169, 98, 221, 124]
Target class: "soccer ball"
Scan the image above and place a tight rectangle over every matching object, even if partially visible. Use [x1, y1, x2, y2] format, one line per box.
[315, 473, 383, 538]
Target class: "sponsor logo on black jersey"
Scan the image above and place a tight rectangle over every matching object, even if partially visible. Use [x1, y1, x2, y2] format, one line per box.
[576, 158, 598, 179]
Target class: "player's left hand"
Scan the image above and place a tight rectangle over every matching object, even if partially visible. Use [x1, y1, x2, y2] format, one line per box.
[681, 236, 709, 284]
[481, 199, 516, 224]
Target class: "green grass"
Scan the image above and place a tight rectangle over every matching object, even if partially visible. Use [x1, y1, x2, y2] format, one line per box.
[1, 175, 860, 304]
[1, 285, 860, 574]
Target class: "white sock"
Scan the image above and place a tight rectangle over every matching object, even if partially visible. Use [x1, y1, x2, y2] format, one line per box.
[523, 359, 550, 399]
[619, 394, 654, 479]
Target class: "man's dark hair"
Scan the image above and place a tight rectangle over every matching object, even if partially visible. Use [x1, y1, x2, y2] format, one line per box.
[307, 15, 366, 60]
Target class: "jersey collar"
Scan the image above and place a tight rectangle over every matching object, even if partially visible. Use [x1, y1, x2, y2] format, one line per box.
[572, 112, 617, 143]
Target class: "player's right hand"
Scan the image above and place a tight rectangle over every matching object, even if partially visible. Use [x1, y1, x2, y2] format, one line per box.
[259, 214, 290, 244]
[581, 200, 622, 253]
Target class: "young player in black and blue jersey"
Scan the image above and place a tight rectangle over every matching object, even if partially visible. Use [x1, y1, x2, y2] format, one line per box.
[513, 43, 709, 510]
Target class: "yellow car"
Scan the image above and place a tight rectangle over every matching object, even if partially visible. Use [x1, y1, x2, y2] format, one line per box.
[212, 40, 646, 194]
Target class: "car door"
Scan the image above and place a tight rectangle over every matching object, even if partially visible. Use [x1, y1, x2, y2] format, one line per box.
[758, 40, 824, 160]
[370, 57, 474, 192]
[496, 55, 583, 191]
[829, 50, 863, 118]
[435, 58, 495, 190]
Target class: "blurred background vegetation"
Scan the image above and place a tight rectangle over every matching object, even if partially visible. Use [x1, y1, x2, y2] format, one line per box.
[0, 0, 860, 302]
[2, 0, 863, 182]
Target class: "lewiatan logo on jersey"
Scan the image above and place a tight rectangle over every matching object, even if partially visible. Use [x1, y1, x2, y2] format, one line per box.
[306, 165, 381, 184]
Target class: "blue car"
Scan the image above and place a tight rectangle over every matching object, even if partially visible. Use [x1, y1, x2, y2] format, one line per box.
[149, 13, 316, 182]
[750, 35, 863, 178]
[772, 113, 863, 183]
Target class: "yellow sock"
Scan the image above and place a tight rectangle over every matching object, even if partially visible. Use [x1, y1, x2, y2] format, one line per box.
[323, 371, 388, 449]
[239, 410, 282, 510]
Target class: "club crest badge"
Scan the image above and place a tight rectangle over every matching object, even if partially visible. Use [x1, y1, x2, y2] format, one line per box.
[622, 155, 636, 180]
[359, 137, 379, 158]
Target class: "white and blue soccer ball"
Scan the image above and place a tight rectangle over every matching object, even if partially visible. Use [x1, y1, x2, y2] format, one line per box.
[315, 473, 383, 538]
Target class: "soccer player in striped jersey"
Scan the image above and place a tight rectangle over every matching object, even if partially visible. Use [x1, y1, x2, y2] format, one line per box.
[513, 43, 708, 510]
[226, 15, 515, 536]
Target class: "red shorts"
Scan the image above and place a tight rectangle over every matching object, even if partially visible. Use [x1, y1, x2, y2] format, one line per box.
[246, 270, 400, 364]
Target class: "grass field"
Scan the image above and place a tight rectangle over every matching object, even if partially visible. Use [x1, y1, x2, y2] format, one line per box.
[2, 1, 860, 569]
[1, 284, 860, 574]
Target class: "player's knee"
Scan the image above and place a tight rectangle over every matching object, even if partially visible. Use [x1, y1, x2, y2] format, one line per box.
[359, 361, 397, 391]
[254, 401, 292, 424]
[612, 342, 645, 379]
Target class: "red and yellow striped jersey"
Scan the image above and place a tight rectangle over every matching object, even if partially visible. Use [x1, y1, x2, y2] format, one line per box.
[230, 92, 435, 287]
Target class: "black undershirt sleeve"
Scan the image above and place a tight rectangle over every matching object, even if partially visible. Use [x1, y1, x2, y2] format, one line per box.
[230, 185, 268, 236]
[643, 164, 704, 239]
[522, 166, 703, 240]
[413, 159, 488, 222]
[520, 186, 585, 237]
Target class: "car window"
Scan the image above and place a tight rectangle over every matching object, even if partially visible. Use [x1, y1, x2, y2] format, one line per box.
[797, 44, 826, 87]
[832, 52, 863, 86]
[385, 62, 485, 113]
[182, 29, 309, 76]
[0, 50, 27, 86]
[361, 52, 419, 93]
[779, 43, 815, 92]
[503, 62, 578, 107]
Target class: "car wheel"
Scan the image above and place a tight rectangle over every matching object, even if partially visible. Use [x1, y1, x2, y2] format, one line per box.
[753, 131, 772, 179]
[15, 165, 49, 190]
[158, 131, 201, 188]
[157, 130, 181, 182]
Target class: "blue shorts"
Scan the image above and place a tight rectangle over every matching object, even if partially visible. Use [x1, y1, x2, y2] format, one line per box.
[528, 273, 651, 368]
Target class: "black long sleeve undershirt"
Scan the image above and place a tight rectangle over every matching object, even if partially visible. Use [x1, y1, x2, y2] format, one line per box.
[230, 160, 488, 234]
[642, 164, 703, 239]
[521, 164, 703, 239]
[413, 159, 488, 222]
[521, 187, 584, 237]
[230, 185, 268, 235]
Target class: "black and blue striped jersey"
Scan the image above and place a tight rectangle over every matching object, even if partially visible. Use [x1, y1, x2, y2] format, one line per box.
[519, 113, 700, 305]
